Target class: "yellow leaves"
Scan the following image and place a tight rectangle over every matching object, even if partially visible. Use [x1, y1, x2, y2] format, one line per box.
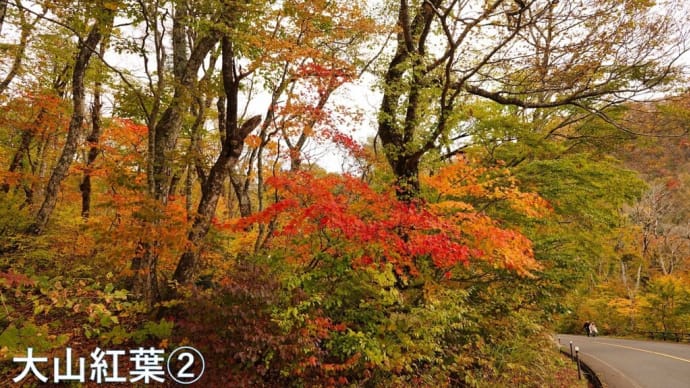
[424, 158, 486, 198]
[103, 1, 119, 11]
[509, 191, 552, 218]
[264, 140, 280, 153]
[607, 297, 643, 316]
[432, 200, 475, 214]
[219, 228, 259, 259]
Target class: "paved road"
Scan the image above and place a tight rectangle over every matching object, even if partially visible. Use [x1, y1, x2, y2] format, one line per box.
[558, 334, 690, 388]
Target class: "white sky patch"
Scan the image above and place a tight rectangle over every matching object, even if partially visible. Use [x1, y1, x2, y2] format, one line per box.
[313, 74, 382, 173]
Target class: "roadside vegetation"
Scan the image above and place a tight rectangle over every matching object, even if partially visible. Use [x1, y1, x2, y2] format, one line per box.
[0, 0, 688, 386]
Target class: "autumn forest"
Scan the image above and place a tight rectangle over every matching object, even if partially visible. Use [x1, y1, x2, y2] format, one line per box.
[1, 0, 690, 386]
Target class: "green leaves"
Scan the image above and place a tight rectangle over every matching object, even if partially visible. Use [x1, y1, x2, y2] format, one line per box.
[0, 322, 69, 360]
[100, 319, 174, 345]
[519, 155, 643, 223]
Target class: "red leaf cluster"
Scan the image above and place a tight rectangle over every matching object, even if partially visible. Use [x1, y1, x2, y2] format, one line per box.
[237, 172, 482, 276]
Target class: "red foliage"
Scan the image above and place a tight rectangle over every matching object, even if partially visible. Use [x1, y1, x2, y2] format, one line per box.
[235, 171, 540, 278]
[0, 270, 35, 287]
[665, 178, 681, 190]
[322, 128, 367, 161]
[296, 63, 351, 81]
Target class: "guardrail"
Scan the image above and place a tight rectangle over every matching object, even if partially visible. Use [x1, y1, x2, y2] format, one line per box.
[643, 331, 690, 342]
[556, 338, 602, 388]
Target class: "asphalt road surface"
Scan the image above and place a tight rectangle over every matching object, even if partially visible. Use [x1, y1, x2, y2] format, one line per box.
[558, 334, 690, 388]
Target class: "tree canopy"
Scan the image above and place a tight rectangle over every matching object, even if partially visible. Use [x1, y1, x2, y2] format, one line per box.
[0, 0, 689, 385]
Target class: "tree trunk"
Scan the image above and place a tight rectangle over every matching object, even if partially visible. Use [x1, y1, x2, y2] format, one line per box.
[0, 0, 7, 34]
[32, 129, 52, 202]
[173, 115, 261, 284]
[131, 243, 160, 309]
[150, 2, 187, 201]
[151, 33, 219, 202]
[229, 172, 252, 217]
[376, 3, 427, 201]
[173, 37, 261, 285]
[30, 12, 113, 235]
[1, 130, 32, 194]
[80, 41, 108, 218]
[134, 12, 220, 307]
[0, 6, 31, 96]
[173, 147, 236, 284]
[390, 153, 422, 201]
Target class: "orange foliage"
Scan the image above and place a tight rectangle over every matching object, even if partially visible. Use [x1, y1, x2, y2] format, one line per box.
[89, 188, 190, 275]
[424, 157, 552, 275]
[0, 91, 70, 136]
[75, 117, 188, 273]
[424, 157, 552, 219]
[0, 91, 70, 188]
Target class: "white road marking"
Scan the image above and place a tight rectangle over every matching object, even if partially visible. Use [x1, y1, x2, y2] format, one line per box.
[593, 340, 690, 364]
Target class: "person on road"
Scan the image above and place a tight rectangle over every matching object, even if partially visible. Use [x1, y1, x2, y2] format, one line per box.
[583, 321, 591, 337]
[589, 322, 598, 337]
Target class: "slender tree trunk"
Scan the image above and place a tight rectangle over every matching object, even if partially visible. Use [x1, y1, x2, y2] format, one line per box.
[80, 40, 108, 218]
[151, 33, 219, 202]
[1, 130, 32, 193]
[0, 0, 7, 34]
[229, 173, 252, 217]
[30, 12, 114, 234]
[3, 69, 68, 195]
[217, 95, 227, 144]
[172, 36, 261, 285]
[133, 8, 220, 307]
[184, 165, 193, 217]
[185, 96, 211, 218]
[0, 8, 30, 96]
[131, 242, 160, 308]
[79, 84, 102, 218]
[7, 130, 33, 176]
[32, 127, 54, 201]
[173, 115, 260, 284]
[630, 264, 642, 331]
